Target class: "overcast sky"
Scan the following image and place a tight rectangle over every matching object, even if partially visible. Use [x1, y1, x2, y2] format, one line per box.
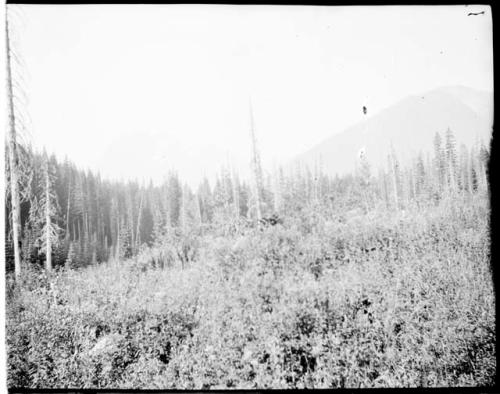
[8, 4, 493, 188]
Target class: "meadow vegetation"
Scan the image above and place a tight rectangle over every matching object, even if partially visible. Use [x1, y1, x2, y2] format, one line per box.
[6, 193, 494, 388]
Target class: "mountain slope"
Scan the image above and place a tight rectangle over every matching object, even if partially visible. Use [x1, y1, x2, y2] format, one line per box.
[294, 86, 493, 176]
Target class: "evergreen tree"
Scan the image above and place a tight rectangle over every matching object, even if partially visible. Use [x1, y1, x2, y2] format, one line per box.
[166, 172, 182, 227]
[231, 170, 241, 219]
[117, 219, 132, 260]
[479, 141, 490, 192]
[459, 144, 470, 193]
[179, 183, 190, 233]
[357, 148, 372, 211]
[388, 145, 400, 208]
[37, 153, 62, 272]
[445, 128, 458, 192]
[415, 153, 426, 198]
[193, 192, 202, 229]
[433, 132, 445, 190]
[197, 177, 213, 224]
[470, 149, 479, 192]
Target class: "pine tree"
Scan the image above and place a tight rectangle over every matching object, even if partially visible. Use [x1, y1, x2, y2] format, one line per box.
[193, 192, 202, 229]
[73, 173, 85, 240]
[179, 183, 189, 234]
[65, 172, 72, 239]
[125, 185, 136, 249]
[117, 219, 132, 260]
[459, 144, 470, 194]
[272, 166, 282, 213]
[166, 172, 182, 227]
[470, 149, 479, 192]
[197, 177, 213, 224]
[433, 132, 445, 191]
[135, 188, 144, 252]
[231, 170, 240, 219]
[388, 145, 400, 208]
[415, 153, 426, 198]
[445, 128, 458, 192]
[21, 218, 39, 268]
[358, 148, 372, 211]
[151, 191, 165, 244]
[37, 153, 62, 272]
[478, 141, 489, 193]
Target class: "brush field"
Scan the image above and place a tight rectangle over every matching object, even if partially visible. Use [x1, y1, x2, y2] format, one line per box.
[6, 196, 495, 388]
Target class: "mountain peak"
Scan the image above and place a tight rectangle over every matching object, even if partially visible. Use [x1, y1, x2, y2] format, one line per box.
[294, 86, 493, 176]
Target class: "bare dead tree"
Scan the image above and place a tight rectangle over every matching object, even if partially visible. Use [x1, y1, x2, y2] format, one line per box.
[5, 14, 22, 279]
[248, 98, 263, 221]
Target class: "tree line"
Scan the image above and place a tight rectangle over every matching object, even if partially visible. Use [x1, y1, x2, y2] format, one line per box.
[4, 126, 490, 276]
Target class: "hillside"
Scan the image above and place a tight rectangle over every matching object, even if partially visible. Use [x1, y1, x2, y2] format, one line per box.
[294, 86, 493, 176]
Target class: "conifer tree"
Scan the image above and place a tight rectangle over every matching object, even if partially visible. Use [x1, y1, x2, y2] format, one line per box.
[193, 192, 202, 229]
[478, 141, 489, 193]
[135, 188, 144, 252]
[231, 169, 240, 219]
[272, 166, 282, 213]
[433, 132, 445, 190]
[388, 145, 400, 208]
[179, 183, 189, 234]
[415, 153, 426, 198]
[445, 128, 458, 192]
[459, 144, 470, 194]
[469, 149, 479, 192]
[358, 148, 372, 211]
[37, 152, 62, 272]
[198, 177, 213, 224]
[117, 219, 132, 260]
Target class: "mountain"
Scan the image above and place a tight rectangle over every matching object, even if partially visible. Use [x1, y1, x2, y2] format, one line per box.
[293, 86, 493, 176]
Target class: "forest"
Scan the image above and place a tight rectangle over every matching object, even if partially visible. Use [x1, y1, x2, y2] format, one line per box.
[4, 123, 495, 388]
[4, 128, 490, 273]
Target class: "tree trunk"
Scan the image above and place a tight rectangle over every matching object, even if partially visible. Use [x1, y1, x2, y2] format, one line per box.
[45, 162, 52, 272]
[135, 190, 144, 251]
[104, 234, 108, 261]
[249, 99, 262, 221]
[65, 177, 71, 239]
[180, 185, 188, 234]
[6, 17, 22, 279]
[232, 170, 240, 219]
[272, 167, 281, 213]
[115, 217, 120, 261]
[389, 153, 399, 209]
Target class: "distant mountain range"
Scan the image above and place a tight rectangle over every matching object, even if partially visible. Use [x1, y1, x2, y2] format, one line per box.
[293, 86, 493, 176]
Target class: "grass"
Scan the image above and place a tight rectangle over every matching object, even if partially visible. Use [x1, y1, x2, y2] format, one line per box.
[5, 194, 495, 388]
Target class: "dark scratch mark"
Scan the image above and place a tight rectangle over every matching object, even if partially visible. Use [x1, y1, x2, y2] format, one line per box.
[468, 11, 485, 16]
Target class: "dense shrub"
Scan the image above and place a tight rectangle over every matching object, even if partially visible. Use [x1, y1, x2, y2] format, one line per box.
[6, 198, 495, 388]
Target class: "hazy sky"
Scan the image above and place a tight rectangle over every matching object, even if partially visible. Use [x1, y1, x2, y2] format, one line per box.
[9, 5, 493, 187]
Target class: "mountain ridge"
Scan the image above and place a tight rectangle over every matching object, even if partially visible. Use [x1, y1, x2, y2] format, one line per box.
[293, 85, 493, 176]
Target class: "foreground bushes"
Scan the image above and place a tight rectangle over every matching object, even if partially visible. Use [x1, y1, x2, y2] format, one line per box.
[6, 198, 495, 388]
